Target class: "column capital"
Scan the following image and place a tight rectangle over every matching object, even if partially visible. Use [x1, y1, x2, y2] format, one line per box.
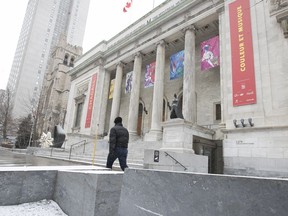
[116, 61, 125, 69]
[216, 5, 225, 14]
[183, 25, 197, 34]
[134, 52, 143, 59]
[156, 40, 166, 48]
[94, 57, 105, 67]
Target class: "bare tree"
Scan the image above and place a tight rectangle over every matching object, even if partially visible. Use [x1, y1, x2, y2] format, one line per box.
[0, 88, 14, 139]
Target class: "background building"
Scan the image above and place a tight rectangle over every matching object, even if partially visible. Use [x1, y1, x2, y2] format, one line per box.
[7, 0, 90, 118]
[37, 35, 82, 136]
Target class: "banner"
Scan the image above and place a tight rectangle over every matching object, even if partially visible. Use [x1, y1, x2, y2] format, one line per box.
[109, 79, 115, 99]
[144, 62, 155, 88]
[85, 73, 97, 128]
[229, 0, 256, 106]
[201, 35, 220, 71]
[170, 50, 184, 80]
[125, 71, 133, 93]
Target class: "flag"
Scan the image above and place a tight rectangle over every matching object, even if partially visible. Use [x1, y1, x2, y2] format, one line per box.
[123, 0, 133, 12]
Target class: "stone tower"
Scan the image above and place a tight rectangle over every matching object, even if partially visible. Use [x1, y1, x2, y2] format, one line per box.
[37, 34, 82, 136]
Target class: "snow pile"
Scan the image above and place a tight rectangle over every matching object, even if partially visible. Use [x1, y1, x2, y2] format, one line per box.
[0, 199, 67, 216]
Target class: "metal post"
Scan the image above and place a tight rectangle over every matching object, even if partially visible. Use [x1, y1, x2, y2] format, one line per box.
[92, 124, 99, 165]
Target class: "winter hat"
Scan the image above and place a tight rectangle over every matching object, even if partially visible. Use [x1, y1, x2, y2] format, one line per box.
[114, 117, 122, 124]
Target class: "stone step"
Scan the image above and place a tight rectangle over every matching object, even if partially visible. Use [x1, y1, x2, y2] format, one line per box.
[35, 151, 143, 169]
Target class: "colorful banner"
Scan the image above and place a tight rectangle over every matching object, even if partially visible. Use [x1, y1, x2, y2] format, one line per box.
[144, 62, 155, 88]
[201, 35, 220, 71]
[125, 71, 133, 93]
[229, 0, 256, 106]
[85, 73, 97, 128]
[170, 50, 184, 80]
[109, 79, 115, 99]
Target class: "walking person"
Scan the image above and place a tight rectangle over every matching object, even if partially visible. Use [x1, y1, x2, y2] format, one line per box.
[106, 117, 129, 171]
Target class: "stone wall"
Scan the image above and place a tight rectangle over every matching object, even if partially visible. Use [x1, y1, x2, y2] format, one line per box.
[0, 170, 57, 205]
[118, 169, 288, 216]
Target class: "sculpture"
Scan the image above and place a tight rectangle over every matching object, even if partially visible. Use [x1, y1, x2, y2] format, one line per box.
[167, 94, 183, 119]
[39, 132, 53, 148]
[51, 125, 66, 148]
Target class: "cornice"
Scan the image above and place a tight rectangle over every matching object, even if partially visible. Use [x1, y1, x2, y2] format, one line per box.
[71, 0, 224, 76]
[69, 51, 104, 76]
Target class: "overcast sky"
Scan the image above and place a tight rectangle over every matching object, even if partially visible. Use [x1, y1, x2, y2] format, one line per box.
[0, 0, 165, 90]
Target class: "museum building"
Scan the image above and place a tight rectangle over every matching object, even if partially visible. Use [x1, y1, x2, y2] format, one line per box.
[63, 0, 288, 177]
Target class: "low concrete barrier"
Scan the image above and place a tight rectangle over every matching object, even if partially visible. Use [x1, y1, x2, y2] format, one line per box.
[118, 169, 288, 216]
[2, 167, 288, 216]
[0, 167, 123, 216]
[54, 170, 123, 216]
[0, 170, 57, 205]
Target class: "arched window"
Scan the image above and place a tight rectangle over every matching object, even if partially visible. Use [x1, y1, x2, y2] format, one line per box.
[69, 56, 75, 67]
[63, 54, 69, 65]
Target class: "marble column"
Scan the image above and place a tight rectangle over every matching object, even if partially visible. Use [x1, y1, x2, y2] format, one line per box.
[109, 62, 124, 129]
[98, 70, 111, 135]
[145, 40, 166, 141]
[218, 7, 226, 129]
[128, 52, 142, 135]
[183, 26, 196, 124]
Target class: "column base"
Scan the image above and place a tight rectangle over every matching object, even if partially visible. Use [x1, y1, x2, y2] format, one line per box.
[129, 131, 140, 142]
[144, 130, 163, 141]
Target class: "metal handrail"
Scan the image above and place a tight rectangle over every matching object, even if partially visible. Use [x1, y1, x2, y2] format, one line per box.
[49, 140, 67, 157]
[69, 140, 87, 159]
[164, 152, 187, 171]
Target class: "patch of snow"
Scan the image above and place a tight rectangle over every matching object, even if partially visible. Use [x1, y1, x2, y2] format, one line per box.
[0, 199, 67, 216]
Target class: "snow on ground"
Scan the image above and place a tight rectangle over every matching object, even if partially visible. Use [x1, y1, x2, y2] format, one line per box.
[0, 199, 67, 216]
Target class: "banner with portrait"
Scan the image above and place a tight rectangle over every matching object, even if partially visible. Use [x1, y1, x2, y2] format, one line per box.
[144, 62, 155, 88]
[200, 35, 220, 71]
[125, 71, 133, 93]
[170, 50, 184, 80]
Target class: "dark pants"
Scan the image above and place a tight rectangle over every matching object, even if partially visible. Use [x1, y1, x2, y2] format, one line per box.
[106, 147, 128, 171]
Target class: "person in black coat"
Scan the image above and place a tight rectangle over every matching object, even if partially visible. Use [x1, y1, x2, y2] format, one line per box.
[106, 117, 129, 171]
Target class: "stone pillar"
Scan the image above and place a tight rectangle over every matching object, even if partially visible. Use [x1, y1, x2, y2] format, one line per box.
[128, 52, 142, 136]
[218, 7, 226, 129]
[145, 40, 166, 141]
[183, 26, 196, 124]
[109, 62, 124, 129]
[98, 70, 111, 135]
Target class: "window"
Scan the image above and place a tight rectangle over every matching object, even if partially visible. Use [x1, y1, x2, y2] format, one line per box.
[214, 102, 221, 122]
[69, 56, 75, 67]
[74, 102, 83, 128]
[63, 54, 69, 65]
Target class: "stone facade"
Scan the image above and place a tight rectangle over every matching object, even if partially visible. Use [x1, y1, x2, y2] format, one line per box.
[37, 35, 82, 136]
[64, 0, 288, 177]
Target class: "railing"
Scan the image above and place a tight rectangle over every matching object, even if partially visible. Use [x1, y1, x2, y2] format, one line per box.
[49, 140, 67, 157]
[69, 140, 87, 159]
[164, 152, 187, 171]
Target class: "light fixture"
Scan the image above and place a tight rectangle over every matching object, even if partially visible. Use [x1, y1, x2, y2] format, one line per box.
[240, 119, 246, 127]
[144, 107, 148, 115]
[248, 118, 254, 127]
[233, 119, 239, 128]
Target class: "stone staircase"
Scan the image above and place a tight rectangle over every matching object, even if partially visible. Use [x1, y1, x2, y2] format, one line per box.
[28, 138, 161, 170]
